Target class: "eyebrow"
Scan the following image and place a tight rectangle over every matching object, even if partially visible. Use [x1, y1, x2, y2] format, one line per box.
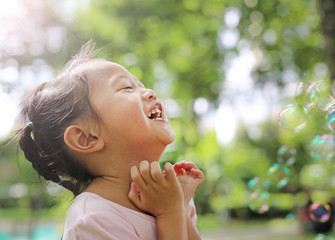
[135, 78, 145, 88]
[110, 74, 145, 88]
[109, 75, 128, 86]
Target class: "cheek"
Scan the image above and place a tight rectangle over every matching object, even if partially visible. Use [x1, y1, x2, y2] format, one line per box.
[106, 106, 148, 132]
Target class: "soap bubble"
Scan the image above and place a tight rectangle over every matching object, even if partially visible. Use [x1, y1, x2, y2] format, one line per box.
[247, 177, 268, 197]
[278, 104, 308, 132]
[309, 203, 332, 223]
[327, 104, 335, 132]
[332, 81, 335, 96]
[248, 191, 270, 214]
[247, 177, 270, 214]
[294, 81, 332, 129]
[295, 81, 324, 110]
[309, 135, 335, 162]
[295, 82, 310, 107]
[305, 81, 322, 110]
[265, 163, 290, 188]
[277, 145, 296, 166]
[307, 107, 329, 129]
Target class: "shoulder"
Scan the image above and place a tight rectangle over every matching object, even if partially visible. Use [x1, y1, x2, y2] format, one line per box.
[65, 192, 142, 224]
[67, 192, 114, 215]
[63, 192, 157, 240]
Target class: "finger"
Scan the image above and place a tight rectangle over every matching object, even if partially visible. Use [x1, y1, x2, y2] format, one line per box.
[175, 168, 185, 176]
[173, 162, 183, 171]
[173, 160, 186, 168]
[150, 161, 165, 184]
[164, 162, 178, 183]
[180, 161, 199, 170]
[132, 181, 140, 193]
[139, 160, 154, 185]
[190, 169, 205, 184]
[128, 182, 143, 209]
[173, 164, 185, 175]
[190, 168, 202, 176]
[130, 165, 146, 190]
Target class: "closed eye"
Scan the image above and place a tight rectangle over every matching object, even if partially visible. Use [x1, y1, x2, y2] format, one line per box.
[123, 86, 133, 90]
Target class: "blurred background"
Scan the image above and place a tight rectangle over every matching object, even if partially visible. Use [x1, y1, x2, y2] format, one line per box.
[1, 0, 335, 239]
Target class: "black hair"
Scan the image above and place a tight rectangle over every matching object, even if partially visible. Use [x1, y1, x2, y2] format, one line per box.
[16, 41, 101, 196]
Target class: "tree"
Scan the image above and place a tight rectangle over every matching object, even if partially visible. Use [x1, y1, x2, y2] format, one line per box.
[1, 0, 334, 227]
[317, 0, 335, 78]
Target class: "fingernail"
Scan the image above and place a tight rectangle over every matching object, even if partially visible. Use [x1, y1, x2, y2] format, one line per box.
[165, 162, 172, 168]
[130, 166, 136, 177]
[141, 160, 149, 166]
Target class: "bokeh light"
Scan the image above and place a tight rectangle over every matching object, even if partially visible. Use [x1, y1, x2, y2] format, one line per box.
[266, 163, 290, 189]
[309, 135, 335, 162]
[248, 191, 270, 214]
[309, 203, 332, 223]
[277, 145, 296, 166]
[278, 104, 308, 132]
[295, 81, 322, 111]
[247, 177, 268, 197]
[247, 177, 270, 214]
[326, 104, 335, 132]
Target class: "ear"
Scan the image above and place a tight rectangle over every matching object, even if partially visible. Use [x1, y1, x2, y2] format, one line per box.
[64, 125, 104, 153]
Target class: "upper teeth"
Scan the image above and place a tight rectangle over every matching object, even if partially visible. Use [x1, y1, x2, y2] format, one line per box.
[148, 107, 162, 119]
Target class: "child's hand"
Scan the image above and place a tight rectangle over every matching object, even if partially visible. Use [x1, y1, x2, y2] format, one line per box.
[173, 160, 205, 207]
[128, 161, 184, 218]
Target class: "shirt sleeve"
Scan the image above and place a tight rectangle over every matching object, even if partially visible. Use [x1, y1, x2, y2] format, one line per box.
[187, 198, 198, 227]
[63, 213, 142, 240]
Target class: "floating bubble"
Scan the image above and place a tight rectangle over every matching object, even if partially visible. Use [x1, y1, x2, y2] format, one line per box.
[248, 191, 270, 214]
[309, 135, 335, 162]
[295, 82, 310, 107]
[278, 104, 308, 132]
[295, 81, 333, 128]
[265, 163, 290, 188]
[247, 177, 268, 198]
[305, 81, 322, 110]
[327, 104, 335, 132]
[295, 81, 323, 110]
[309, 203, 332, 223]
[247, 177, 270, 214]
[306, 108, 328, 130]
[332, 81, 335, 97]
[277, 145, 296, 166]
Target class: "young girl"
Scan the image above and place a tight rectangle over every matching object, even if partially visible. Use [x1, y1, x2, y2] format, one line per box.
[17, 42, 205, 239]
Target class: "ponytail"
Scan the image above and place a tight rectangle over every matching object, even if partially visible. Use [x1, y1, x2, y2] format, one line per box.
[19, 122, 63, 186]
[16, 41, 98, 196]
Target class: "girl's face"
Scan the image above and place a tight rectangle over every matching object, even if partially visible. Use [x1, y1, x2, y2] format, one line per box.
[86, 60, 175, 152]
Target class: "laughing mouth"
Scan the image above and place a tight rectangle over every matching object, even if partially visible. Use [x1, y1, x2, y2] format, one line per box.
[148, 103, 163, 120]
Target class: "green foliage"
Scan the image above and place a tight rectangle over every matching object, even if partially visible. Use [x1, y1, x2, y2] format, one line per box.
[0, 0, 332, 224]
[72, 0, 223, 104]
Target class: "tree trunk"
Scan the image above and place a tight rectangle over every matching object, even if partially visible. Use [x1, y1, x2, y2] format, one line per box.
[317, 0, 335, 79]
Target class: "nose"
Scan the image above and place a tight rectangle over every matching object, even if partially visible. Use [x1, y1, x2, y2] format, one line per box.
[142, 88, 157, 101]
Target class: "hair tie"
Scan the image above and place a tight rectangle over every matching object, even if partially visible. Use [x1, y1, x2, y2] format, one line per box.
[26, 121, 35, 130]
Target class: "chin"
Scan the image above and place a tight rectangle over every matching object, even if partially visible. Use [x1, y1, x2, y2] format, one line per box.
[162, 129, 175, 146]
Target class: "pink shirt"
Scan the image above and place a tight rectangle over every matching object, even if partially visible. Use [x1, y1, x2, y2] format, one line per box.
[63, 192, 198, 240]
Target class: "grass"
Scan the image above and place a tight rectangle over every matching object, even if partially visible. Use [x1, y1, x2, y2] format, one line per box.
[1, 208, 335, 240]
[198, 214, 335, 240]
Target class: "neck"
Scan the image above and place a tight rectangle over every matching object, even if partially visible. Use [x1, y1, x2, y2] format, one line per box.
[85, 175, 146, 213]
[105, 142, 166, 175]
[83, 145, 166, 213]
